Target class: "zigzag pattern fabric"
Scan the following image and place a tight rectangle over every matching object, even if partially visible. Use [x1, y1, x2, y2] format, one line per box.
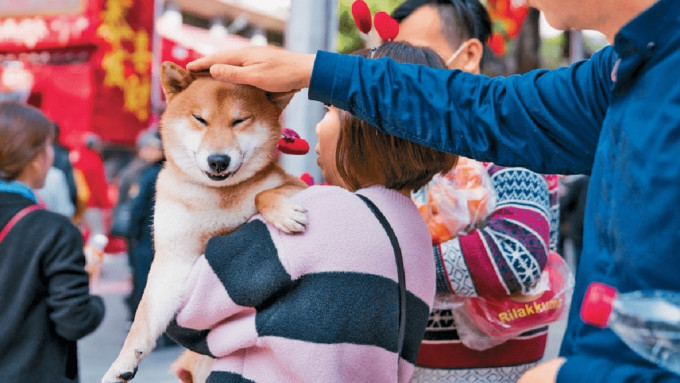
[437, 164, 555, 299]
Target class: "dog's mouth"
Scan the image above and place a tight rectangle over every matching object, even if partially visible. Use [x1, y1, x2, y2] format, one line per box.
[205, 171, 232, 181]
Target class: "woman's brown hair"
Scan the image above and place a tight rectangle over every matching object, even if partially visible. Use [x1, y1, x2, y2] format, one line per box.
[0, 101, 54, 181]
[335, 42, 458, 191]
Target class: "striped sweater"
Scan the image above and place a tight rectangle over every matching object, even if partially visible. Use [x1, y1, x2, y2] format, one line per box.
[167, 185, 437, 383]
[416, 164, 560, 374]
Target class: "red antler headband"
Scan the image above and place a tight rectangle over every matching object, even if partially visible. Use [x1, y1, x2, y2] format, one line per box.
[351, 0, 399, 43]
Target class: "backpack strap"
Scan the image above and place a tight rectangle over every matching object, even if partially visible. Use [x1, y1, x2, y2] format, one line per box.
[0, 205, 43, 245]
[356, 194, 407, 377]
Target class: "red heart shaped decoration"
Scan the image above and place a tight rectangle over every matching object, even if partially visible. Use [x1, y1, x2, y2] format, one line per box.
[351, 0, 372, 34]
[277, 129, 310, 155]
[278, 138, 310, 155]
[374, 11, 399, 42]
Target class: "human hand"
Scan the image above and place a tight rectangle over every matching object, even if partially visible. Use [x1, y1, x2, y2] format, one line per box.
[186, 46, 316, 93]
[517, 357, 566, 383]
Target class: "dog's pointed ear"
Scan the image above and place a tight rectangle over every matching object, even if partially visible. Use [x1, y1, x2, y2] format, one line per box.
[161, 61, 195, 102]
[266, 91, 296, 111]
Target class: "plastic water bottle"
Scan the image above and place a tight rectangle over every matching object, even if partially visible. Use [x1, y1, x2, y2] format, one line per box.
[581, 282, 680, 375]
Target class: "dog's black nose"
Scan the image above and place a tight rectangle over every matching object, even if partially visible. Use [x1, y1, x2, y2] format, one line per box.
[208, 154, 231, 173]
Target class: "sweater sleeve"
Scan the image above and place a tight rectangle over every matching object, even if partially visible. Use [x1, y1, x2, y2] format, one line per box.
[167, 219, 293, 356]
[308, 47, 615, 175]
[41, 215, 105, 341]
[434, 166, 551, 299]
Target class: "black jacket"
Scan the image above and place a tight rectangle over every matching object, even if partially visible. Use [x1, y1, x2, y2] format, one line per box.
[0, 192, 104, 382]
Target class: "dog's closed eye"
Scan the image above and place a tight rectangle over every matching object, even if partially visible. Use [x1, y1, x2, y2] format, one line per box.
[192, 114, 208, 126]
[232, 117, 250, 127]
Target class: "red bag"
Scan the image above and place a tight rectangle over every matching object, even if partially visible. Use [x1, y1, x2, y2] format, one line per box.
[443, 252, 574, 351]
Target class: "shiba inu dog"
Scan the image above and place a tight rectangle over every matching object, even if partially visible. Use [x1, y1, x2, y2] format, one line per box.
[102, 62, 307, 383]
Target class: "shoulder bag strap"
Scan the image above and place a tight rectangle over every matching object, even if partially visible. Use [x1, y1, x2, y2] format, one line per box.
[0, 205, 42, 245]
[356, 194, 407, 377]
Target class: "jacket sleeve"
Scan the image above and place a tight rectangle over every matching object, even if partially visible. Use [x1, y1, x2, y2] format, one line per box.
[308, 47, 616, 175]
[167, 219, 293, 356]
[41, 215, 105, 341]
[558, 355, 679, 383]
[434, 166, 551, 299]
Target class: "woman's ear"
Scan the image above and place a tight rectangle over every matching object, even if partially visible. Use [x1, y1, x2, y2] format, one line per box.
[458, 38, 484, 74]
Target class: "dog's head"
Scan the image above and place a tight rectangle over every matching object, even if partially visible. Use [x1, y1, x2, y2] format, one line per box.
[159, 61, 293, 186]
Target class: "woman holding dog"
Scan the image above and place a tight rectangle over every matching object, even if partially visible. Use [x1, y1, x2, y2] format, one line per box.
[0, 101, 105, 382]
[165, 42, 456, 383]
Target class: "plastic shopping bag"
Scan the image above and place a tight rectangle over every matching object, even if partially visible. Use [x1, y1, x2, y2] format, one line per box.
[445, 252, 575, 351]
[412, 158, 496, 244]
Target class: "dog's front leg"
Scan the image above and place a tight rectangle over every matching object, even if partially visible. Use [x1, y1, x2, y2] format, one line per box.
[255, 182, 308, 234]
[102, 245, 195, 382]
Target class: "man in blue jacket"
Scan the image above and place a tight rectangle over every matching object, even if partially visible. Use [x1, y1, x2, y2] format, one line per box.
[185, 0, 679, 381]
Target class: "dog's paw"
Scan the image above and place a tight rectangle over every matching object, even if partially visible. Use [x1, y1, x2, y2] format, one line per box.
[260, 199, 308, 234]
[101, 367, 138, 383]
[102, 351, 143, 383]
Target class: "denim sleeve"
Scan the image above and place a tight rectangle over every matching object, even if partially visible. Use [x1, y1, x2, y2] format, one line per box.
[558, 356, 679, 383]
[309, 47, 615, 175]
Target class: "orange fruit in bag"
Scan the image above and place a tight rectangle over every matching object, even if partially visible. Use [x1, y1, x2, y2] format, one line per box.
[428, 215, 453, 245]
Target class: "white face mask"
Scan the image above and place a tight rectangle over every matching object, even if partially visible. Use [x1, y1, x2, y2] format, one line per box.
[445, 41, 468, 67]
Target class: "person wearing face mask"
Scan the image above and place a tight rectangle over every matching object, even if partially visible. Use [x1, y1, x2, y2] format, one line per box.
[0, 101, 105, 382]
[391, 1, 560, 382]
[394, 0, 487, 72]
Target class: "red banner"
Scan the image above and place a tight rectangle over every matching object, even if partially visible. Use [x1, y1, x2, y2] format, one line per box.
[91, 0, 154, 146]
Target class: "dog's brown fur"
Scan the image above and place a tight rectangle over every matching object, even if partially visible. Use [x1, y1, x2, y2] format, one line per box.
[102, 62, 306, 383]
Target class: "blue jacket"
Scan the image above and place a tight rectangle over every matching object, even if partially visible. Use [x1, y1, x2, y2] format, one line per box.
[308, 0, 680, 381]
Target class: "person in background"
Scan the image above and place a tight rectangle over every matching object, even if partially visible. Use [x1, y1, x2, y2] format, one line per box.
[0, 101, 105, 382]
[36, 166, 76, 217]
[71, 132, 111, 242]
[111, 127, 163, 254]
[124, 129, 173, 346]
[166, 42, 457, 383]
[125, 129, 163, 314]
[36, 122, 78, 218]
[183, 0, 679, 381]
[393, 1, 560, 381]
[51, 122, 78, 211]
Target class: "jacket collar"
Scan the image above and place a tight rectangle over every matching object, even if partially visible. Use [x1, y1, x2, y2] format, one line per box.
[0, 180, 38, 203]
[612, 0, 679, 86]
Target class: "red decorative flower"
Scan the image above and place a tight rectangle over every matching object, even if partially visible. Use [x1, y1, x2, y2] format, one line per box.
[489, 32, 506, 56]
[374, 11, 399, 42]
[486, 0, 529, 56]
[351, 0, 372, 34]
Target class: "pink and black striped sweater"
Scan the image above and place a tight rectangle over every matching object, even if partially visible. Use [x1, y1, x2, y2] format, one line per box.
[167, 185, 437, 383]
